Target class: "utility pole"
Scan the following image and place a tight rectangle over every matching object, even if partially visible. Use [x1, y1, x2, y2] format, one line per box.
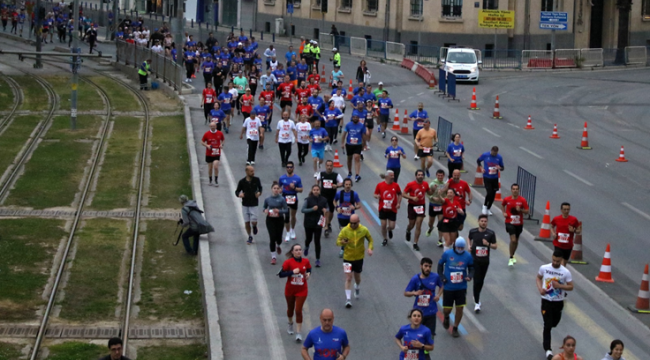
[34, 0, 42, 68]
[172, 0, 184, 88]
[416, 0, 422, 61]
[550, 0, 556, 51]
[71, 0, 80, 130]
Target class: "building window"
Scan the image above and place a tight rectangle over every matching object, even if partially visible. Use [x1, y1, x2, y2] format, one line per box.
[483, 0, 497, 9]
[644, 0, 650, 19]
[442, 0, 462, 17]
[410, 0, 422, 16]
[541, 0, 553, 11]
[366, 0, 378, 12]
[314, 0, 321, 7]
[339, 0, 352, 9]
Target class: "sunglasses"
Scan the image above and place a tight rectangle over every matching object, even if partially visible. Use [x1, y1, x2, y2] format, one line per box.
[286, 166, 294, 169]
[391, 139, 398, 142]
[349, 222, 359, 225]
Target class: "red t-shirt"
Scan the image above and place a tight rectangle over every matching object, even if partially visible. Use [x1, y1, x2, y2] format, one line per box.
[447, 179, 471, 209]
[202, 88, 216, 104]
[259, 91, 274, 109]
[295, 104, 313, 117]
[295, 87, 311, 103]
[241, 94, 253, 112]
[282, 257, 311, 297]
[502, 196, 529, 225]
[307, 83, 322, 94]
[403, 181, 430, 206]
[202, 130, 224, 157]
[278, 82, 295, 101]
[307, 74, 321, 83]
[441, 198, 462, 220]
[551, 215, 580, 249]
[374, 181, 402, 213]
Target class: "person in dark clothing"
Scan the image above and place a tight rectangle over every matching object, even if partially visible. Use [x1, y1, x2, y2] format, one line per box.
[179, 195, 203, 255]
[206, 32, 217, 50]
[98, 337, 131, 360]
[301, 184, 329, 267]
[149, 28, 165, 47]
[87, 26, 97, 54]
[235, 165, 263, 244]
[330, 24, 340, 49]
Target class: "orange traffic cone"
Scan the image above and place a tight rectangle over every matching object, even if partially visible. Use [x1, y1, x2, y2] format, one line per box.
[346, 80, 353, 100]
[569, 221, 587, 264]
[535, 201, 552, 241]
[549, 124, 560, 139]
[577, 122, 591, 150]
[494, 171, 502, 201]
[320, 65, 327, 84]
[616, 146, 628, 162]
[595, 244, 615, 283]
[470, 166, 484, 188]
[401, 109, 409, 135]
[392, 108, 401, 131]
[468, 87, 479, 110]
[524, 115, 535, 130]
[492, 95, 502, 119]
[629, 264, 650, 313]
[332, 150, 343, 168]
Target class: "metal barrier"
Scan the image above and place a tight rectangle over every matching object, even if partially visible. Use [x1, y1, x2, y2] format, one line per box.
[334, 35, 350, 55]
[436, 68, 446, 95]
[602, 48, 618, 66]
[350, 37, 368, 57]
[405, 44, 439, 65]
[439, 47, 449, 65]
[522, 50, 553, 69]
[481, 49, 522, 69]
[625, 46, 647, 65]
[580, 48, 603, 67]
[386, 41, 405, 62]
[319, 32, 334, 50]
[366, 39, 386, 60]
[554, 49, 579, 68]
[446, 73, 459, 102]
[516, 166, 539, 224]
[436, 116, 453, 156]
[116, 40, 183, 91]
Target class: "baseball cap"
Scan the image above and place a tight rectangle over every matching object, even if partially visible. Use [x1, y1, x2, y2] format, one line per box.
[237, 42, 243, 45]
[378, 81, 384, 85]
[332, 47, 337, 51]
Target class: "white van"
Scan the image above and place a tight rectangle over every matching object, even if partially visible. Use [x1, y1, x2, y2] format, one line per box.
[442, 47, 481, 84]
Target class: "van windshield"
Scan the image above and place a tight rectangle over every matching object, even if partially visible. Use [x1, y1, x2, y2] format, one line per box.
[447, 52, 477, 64]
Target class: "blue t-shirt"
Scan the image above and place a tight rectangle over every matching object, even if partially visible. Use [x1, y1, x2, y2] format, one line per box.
[344, 121, 366, 145]
[334, 190, 361, 220]
[331, 88, 347, 97]
[296, 64, 308, 81]
[446, 143, 465, 164]
[477, 151, 504, 179]
[350, 95, 365, 108]
[244, 48, 254, 60]
[351, 109, 366, 121]
[362, 92, 377, 103]
[279, 174, 303, 196]
[385, 146, 405, 169]
[227, 41, 238, 49]
[303, 326, 349, 360]
[353, 86, 364, 95]
[239, 35, 249, 42]
[253, 105, 270, 122]
[272, 69, 286, 83]
[323, 108, 342, 128]
[438, 249, 474, 291]
[218, 93, 233, 111]
[171, 48, 178, 62]
[184, 51, 195, 64]
[410, 110, 429, 131]
[378, 98, 394, 115]
[308, 96, 325, 114]
[310, 128, 329, 150]
[220, 53, 231, 67]
[287, 66, 297, 81]
[212, 45, 222, 53]
[209, 109, 226, 124]
[202, 61, 215, 74]
[405, 273, 443, 316]
[250, 41, 259, 50]
[285, 51, 297, 64]
[233, 56, 244, 65]
[395, 325, 433, 360]
[185, 40, 197, 48]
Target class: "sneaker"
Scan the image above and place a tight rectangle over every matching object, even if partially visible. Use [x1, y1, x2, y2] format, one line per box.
[437, 240, 443, 247]
[366, 144, 370, 149]
[253, 225, 258, 235]
[482, 205, 488, 215]
[508, 258, 515, 267]
[339, 127, 343, 133]
[251, 161, 255, 165]
[247, 236, 253, 244]
[360, 153, 364, 161]
[413, 243, 420, 251]
[339, 248, 344, 258]
[284, 232, 291, 242]
[332, 139, 338, 144]
[299, 160, 303, 166]
[290, 229, 296, 240]
[347, 172, 352, 179]
[276, 244, 282, 254]
[324, 228, 331, 237]
[414, 155, 420, 160]
[355, 175, 361, 182]
[405, 230, 411, 242]
[388, 229, 393, 239]
[246, 161, 251, 166]
[208, 182, 214, 187]
[345, 300, 352, 308]
[315, 259, 321, 267]
[354, 285, 360, 298]
[512, 257, 517, 264]
[271, 257, 277, 265]
[287, 322, 294, 335]
[443, 316, 450, 330]
[452, 327, 460, 338]
[314, 172, 319, 178]
[425, 169, 430, 178]
[425, 227, 433, 237]
[382, 132, 386, 139]
[487, 209, 494, 216]
[304, 247, 309, 256]
[474, 302, 481, 313]
[260, 145, 264, 149]
[295, 333, 302, 342]
[224, 126, 229, 134]
[546, 350, 553, 360]
[382, 239, 388, 246]
[214, 179, 219, 187]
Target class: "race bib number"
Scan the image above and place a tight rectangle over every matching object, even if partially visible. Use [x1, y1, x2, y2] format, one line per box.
[558, 232, 570, 243]
[341, 206, 352, 216]
[433, 205, 442, 212]
[381, 103, 388, 108]
[283, 91, 290, 97]
[405, 350, 419, 360]
[510, 215, 521, 225]
[389, 151, 399, 158]
[322, 180, 333, 189]
[313, 136, 321, 143]
[204, 67, 212, 72]
[243, 100, 250, 106]
[285, 195, 296, 205]
[312, 104, 319, 110]
[382, 200, 393, 210]
[317, 216, 325, 227]
[417, 294, 430, 307]
[488, 166, 498, 175]
[211, 117, 220, 123]
[450, 272, 463, 283]
[423, 147, 431, 154]
[290, 274, 304, 286]
[281, 132, 291, 139]
[349, 138, 359, 145]
[414, 206, 424, 215]
[300, 135, 309, 142]
[343, 262, 352, 273]
[206, 95, 213, 103]
[211, 147, 220, 156]
[248, 129, 258, 137]
[251, 78, 257, 84]
[269, 208, 279, 217]
[476, 246, 488, 257]
[453, 149, 462, 157]
[238, 85, 244, 90]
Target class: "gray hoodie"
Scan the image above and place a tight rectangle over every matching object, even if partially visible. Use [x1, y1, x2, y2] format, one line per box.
[181, 200, 203, 228]
[263, 194, 289, 215]
[602, 353, 625, 360]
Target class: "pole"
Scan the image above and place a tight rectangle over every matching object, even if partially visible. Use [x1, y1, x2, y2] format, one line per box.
[71, 0, 80, 130]
[550, 0, 556, 51]
[290, 7, 293, 45]
[494, 27, 497, 68]
[417, 0, 422, 62]
[34, 0, 42, 68]
[111, 0, 118, 40]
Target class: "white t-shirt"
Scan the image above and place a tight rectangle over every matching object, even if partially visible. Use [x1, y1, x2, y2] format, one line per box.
[331, 94, 346, 110]
[270, 60, 279, 72]
[152, 45, 164, 53]
[538, 264, 572, 301]
[315, 172, 344, 184]
[228, 88, 239, 100]
[276, 119, 296, 144]
[295, 122, 312, 144]
[243, 117, 262, 141]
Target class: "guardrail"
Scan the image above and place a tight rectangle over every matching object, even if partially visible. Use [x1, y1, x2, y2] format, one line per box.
[516, 166, 540, 224]
[115, 40, 183, 91]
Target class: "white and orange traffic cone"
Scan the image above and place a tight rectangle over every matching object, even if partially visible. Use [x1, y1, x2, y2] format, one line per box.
[494, 171, 502, 201]
[616, 146, 628, 162]
[321, 65, 327, 84]
[524, 115, 535, 130]
[392, 108, 401, 131]
[549, 124, 560, 139]
[535, 201, 552, 241]
[346, 80, 353, 100]
[492, 95, 502, 119]
[468, 87, 479, 110]
[569, 221, 587, 265]
[629, 264, 650, 314]
[577, 122, 591, 150]
[470, 166, 484, 188]
[595, 244, 615, 283]
[332, 150, 343, 168]
[401, 109, 409, 134]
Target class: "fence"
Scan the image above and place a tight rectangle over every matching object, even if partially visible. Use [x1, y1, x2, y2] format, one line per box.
[581, 48, 604, 67]
[522, 50, 554, 69]
[446, 73, 458, 101]
[516, 166, 539, 224]
[435, 116, 453, 157]
[554, 49, 579, 68]
[481, 49, 521, 69]
[319, 33, 334, 49]
[366, 39, 386, 60]
[436, 68, 446, 95]
[386, 42, 405, 62]
[350, 37, 368, 57]
[405, 45, 440, 66]
[625, 46, 647, 65]
[115, 40, 183, 91]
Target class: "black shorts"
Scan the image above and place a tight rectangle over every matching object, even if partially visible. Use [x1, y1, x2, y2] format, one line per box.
[437, 218, 458, 233]
[364, 118, 374, 129]
[222, 109, 231, 115]
[506, 223, 524, 237]
[407, 204, 426, 220]
[324, 195, 335, 212]
[428, 203, 443, 217]
[442, 289, 466, 308]
[283, 195, 299, 212]
[378, 210, 397, 222]
[554, 246, 572, 261]
[418, 149, 434, 158]
[422, 314, 437, 336]
[205, 155, 220, 163]
[280, 100, 293, 109]
[379, 113, 389, 124]
[456, 212, 466, 225]
[338, 217, 350, 228]
[413, 131, 420, 141]
[343, 258, 364, 273]
[345, 144, 363, 155]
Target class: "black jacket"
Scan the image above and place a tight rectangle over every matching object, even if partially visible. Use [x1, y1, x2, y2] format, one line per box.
[235, 176, 263, 207]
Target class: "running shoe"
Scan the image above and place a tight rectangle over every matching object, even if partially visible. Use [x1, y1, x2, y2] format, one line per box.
[443, 316, 450, 330]
[339, 248, 344, 258]
[295, 333, 302, 342]
[315, 259, 321, 267]
[287, 322, 294, 335]
[355, 175, 361, 182]
[299, 160, 303, 166]
[208, 181, 213, 187]
[347, 172, 352, 179]
[250, 161, 255, 165]
[413, 243, 420, 251]
[290, 228, 296, 240]
[414, 155, 419, 160]
[474, 302, 481, 313]
[247, 236, 253, 245]
[405, 230, 411, 242]
[354, 285, 360, 298]
[360, 153, 364, 161]
[482, 205, 488, 215]
[345, 300, 352, 308]
[314, 172, 319, 178]
[333, 139, 338, 144]
[508, 258, 515, 267]
[437, 240, 443, 247]
[388, 229, 393, 239]
[246, 161, 251, 166]
[224, 126, 229, 134]
[382, 132, 386, 138]
[487, 209, 494, 216]
[546, 350, 553, 360]
[452, 327, 460, 338]
[324, 228, 330, 237]
[284, 232, 291, 242]
[214, 179, 219, 187]
[271, 257, 277, 265]
[425, 227, 432, 237]
[276, 244, 282, 254]
[512, 257, 517, 264]
[339, 127, 342, 133]
[425, 169, 430, 178]
[304, 247, 309, 256]
[382, 239, 388, 246]
[253, 225, 258, 235]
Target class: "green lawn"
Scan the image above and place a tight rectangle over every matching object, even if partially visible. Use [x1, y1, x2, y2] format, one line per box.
[14, 76, 49, 112]
[138, 344, 206, 360]
[46, 76, 104, 112]
[58, 219, 129, 321]
[0, 219, 66, 321]
[90, 76, 141, 112]
[138, 220, 202, 321]
[0, 115, 42, 175]
[148, 116, 191, 209]
[45, 342, 105, 360]
[0, 76, 15, 111]
[0, 342, 23, 360]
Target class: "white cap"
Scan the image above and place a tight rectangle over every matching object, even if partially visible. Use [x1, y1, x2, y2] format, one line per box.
[378, 81, 384, 85]
[332, 47, 337, 51]
[237, 42, 243, 45]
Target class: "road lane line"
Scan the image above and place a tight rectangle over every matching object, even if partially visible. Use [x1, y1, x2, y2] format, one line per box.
[622, 202, 650, 221]
[508, 123, 519, 128]
[468, 112, 475, 121]
[519, 146, 544, 159]
[563, 170, 594, 186]
[400, 99, 406, 103]
[482, 127, 501, 137]
[417, 92, 424, 96]
[361, 200, 382, 226]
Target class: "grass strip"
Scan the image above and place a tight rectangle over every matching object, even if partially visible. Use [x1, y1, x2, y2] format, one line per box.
[91, 116, 141, 210]
[90, 76, 141, 112]
[0, 77, 15, 112]
[138, 220, 202, 321]
[13, 76, 49, 112]
[45, 76, 103, 112]
[0, 115, 42, 173]
[137, 344, 206, 360]
[148, 116, 191, 209]
[5, 115, 101, 208]
[0, 219, 66, 321]
[45, 342, 105, 360]
[58, 219, 128, 321]
[0, 342, 23, 360]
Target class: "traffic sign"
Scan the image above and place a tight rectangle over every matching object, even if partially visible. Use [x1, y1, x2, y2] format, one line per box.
[287, 3, 294, 13]
[478, 10, 515, 29]
[540, 11, 568, 30]
[540, 23, 567, 30]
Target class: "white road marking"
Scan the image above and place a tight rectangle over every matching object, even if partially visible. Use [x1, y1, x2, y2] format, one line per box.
[622, 202, 650, 221]
[519, 146, 543, 159]
[495, 91, 508, 96]
[482, 127, 501, 137]
[563, 170, 594, 186]
[508, 123, 519, 128]
[417, 92, 424, 96]
[400, 99, 406, 103]
[468, 112, 475, 121]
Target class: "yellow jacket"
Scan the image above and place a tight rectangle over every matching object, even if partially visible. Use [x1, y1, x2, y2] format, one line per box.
[336, 224, 373, 261]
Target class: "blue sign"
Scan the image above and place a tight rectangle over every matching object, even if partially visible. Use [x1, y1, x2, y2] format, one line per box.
[287, 3, 294, 13]
[540, 11, 568, 30]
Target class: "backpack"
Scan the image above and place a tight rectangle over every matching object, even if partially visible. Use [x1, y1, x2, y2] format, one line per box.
[337, 190, 356, 207]
[185, 206, 215, 234]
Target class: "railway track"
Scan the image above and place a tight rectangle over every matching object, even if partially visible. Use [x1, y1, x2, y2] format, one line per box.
[0, 74, 23, 136]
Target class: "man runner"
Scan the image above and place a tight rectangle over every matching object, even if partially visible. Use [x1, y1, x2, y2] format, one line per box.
[501, 183, 530, 266]
[301, 309, 351, 360]
[374, 170, 402, 247]
[446, 169, 472, 232]
[404, 257, 443, 340]
[426, 169, 447, 247]
[403, 170, 431, 251]
[415, 119, 438, 177]
[341, 115, 367, 182]
[336, 214, 374, 308]
[316, 160, 344, 238]
[410, 103, 429, 160]
[201, 82, 217, 124]
[235, 166, 263, 244]
[477, 146, 504, 215]
[438, 237, 474, 338]
[240, 110, 262, 165]
[201, 122, 224, 186]
[468, 214, 496, 312]
[550, 202, 581, 267]
[377, 90, 394, 139]
[280, 162, 304, 242]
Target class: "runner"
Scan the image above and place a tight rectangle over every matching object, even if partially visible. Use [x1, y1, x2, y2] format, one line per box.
[336, 214, 374, 308]
[278, 244, 312, 341]
[415, 119, 438, 177]
[302, 185, 329, 267]
[276, 112, 297, 167]
[446, 169, 472, 232]
[403, 170, 432, 251]
[252, 98, 270, 149]
[445, 133, 464, 179]
[477, 146, 504, 215]
[341, 115, 367, 182]
[200, 122, 224, 187]
[217, 86, 233, 133]
[240, 110, 262, 165]
[280, 161, 304, 242]
[374, 170, 402, 246]
[296, 96, 314, 123]
[394, 309, 434, 360]
[239, 88, 254, 120]
[426, 169, 447, 247]
[307, 90, 325, 125]
[323, 101, 343, 152]
[410, 103, 429, 160]
[278, 74, 296, 112]
[439, 188, 463, 251]
[404, 257, 443, 341]
[263, 182, 289, 264]
[201, 55, 215, 88]
[295, 114, 312, 166]
[602, 340, 625, 360]
[301, 309, 351, 360]
[310, 119, 330, 178]
[377, 90, 394, 139]
[364, 100, 377, 146]
[438, 237, 474, 338]
[235, 165, 263, 244]
[536, 250, 574, 360]
[467, 214, 497, 313]
[385, 136, 407, 182]
[550, 202, 581, 267]
[551, 336, 584, 360]
[233, 72, 248, 115]
[501, 183, 530, 266]
[259, 85, 275, 131]
[201, 82, 217, 124]
[333, 178, 361, 258]
[316, 160, 343, 238]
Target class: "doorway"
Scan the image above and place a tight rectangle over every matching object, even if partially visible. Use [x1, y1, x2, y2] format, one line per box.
[589, 0, 604, 48]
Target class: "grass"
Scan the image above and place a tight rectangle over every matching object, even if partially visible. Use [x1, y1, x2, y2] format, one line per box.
[0, 77, 15, 112]
[138, 220, 202, 321]
[58, 219, 128, 321]
[45, 76, 104, 112]
[91, 116, 142, 210]
[45, 342, 105, 360]
[90, 76, 141, 112]
[148, 116, 191, 209]
[4, 115, 101, 208]
[138, 344, 207, 360]
[0, 342, 23, 360]
[0, 115, 42, 174]
[0, 219, 66, 321]
[13, 76, 49, 112]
